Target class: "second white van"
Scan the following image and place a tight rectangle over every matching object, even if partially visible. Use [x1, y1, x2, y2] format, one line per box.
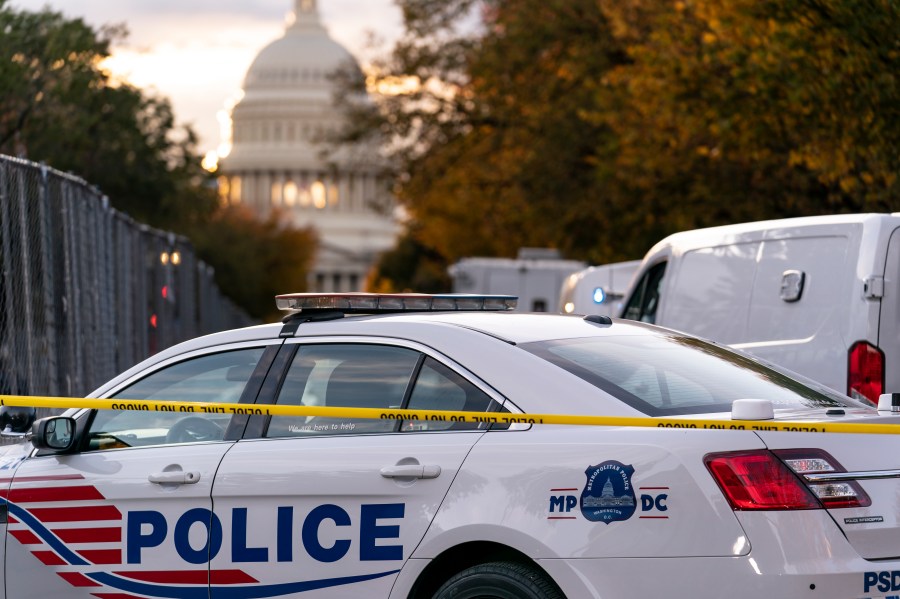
[558, 260, 641, 317]
[620, 213, 900, 406]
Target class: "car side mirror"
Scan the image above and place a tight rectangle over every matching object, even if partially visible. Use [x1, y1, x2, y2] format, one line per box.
[31, 417, 77, 452]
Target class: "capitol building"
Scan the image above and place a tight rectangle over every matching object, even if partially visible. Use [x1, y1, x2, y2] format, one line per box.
[218, 0, 399, 292]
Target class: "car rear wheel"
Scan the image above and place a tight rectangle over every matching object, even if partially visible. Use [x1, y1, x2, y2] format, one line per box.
[432, 561, 563, 599]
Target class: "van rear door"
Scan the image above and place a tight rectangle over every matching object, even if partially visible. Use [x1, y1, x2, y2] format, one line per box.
[879, 227, 900, 397]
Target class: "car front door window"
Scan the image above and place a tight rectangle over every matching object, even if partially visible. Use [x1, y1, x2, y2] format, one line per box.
[89, 347, 265, 449]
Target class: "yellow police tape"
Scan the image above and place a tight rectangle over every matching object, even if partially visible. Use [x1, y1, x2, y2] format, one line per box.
[1, 394, 899, 435]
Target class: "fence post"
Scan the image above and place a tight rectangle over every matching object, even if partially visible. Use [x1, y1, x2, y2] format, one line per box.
[36, 164, 60, 399]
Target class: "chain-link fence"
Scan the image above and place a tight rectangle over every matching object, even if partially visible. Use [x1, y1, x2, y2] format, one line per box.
[0, 155, 253, 419]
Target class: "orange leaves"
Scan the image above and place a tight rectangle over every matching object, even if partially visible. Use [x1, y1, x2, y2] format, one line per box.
[365, 0, 898, 288]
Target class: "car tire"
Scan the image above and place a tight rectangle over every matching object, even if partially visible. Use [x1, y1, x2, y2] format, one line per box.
[432, 561, 564, 599]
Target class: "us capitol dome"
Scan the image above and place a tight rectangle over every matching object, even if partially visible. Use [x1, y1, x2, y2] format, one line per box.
[217, 0, 399, 292]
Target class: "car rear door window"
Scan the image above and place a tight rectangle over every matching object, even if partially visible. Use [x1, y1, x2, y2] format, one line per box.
[402, 357, 503, 431]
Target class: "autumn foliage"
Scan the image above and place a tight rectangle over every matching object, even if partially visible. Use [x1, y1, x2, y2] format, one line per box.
[351, 0, 899, 289]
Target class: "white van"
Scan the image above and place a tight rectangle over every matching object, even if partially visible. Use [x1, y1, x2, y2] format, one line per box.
[448, 248, 586, 312]
[620, 214, 900, 406]
[558, 260, 641, 317]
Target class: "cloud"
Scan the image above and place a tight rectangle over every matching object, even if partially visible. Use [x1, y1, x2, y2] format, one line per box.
[28, 0, 286, 21]
[6, 0, 405, 152]
[321, 0, 404, 59]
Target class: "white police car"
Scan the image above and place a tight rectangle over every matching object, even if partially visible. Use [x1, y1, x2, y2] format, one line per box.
[2, 293, 900, 599]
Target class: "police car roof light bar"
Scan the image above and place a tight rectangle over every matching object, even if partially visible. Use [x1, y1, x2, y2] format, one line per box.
[275, 293, 518, 314]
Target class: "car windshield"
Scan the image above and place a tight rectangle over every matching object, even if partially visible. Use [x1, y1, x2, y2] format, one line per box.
[521, 332, 864, 416]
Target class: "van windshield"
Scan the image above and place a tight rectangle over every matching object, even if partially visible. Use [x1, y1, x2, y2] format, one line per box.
[521, 333, 862, 416]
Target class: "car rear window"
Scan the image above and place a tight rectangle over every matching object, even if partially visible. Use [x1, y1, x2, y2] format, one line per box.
[521, 333, 860, 416]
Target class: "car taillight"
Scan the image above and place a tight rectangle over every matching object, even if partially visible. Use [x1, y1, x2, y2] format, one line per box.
[705, 449, 871, 510]
[774, 448, 871, 509]
[705, 451, 820, 510]
[848, 341, 884, 406]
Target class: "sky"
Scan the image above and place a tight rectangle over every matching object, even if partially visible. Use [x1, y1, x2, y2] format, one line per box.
[9, 0, 405, 159]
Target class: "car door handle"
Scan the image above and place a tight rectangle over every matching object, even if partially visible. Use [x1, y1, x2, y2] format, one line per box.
[148, 471, 201, 485]
[380, 464, 441, 479]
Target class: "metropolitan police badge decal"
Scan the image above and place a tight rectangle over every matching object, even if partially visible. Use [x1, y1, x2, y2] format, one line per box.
[580, 460, 637, 524]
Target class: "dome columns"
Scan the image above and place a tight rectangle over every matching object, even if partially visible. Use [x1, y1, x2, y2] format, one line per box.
[221, 1, 399, 293]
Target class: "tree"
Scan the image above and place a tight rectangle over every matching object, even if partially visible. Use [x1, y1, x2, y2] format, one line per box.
[592, 0, 900, 244]
[0, 2, 317, 318]
[367, 228, 452, 292]
[184, 207, 317, 322]
[0, 0, 114, 151]
[342, 0, 899, 286]
[335, 0, 629, 291]
[0, 2, 214, 226]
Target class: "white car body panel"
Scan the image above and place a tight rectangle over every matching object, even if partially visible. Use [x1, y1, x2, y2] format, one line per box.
[415, 425, 756, 559]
